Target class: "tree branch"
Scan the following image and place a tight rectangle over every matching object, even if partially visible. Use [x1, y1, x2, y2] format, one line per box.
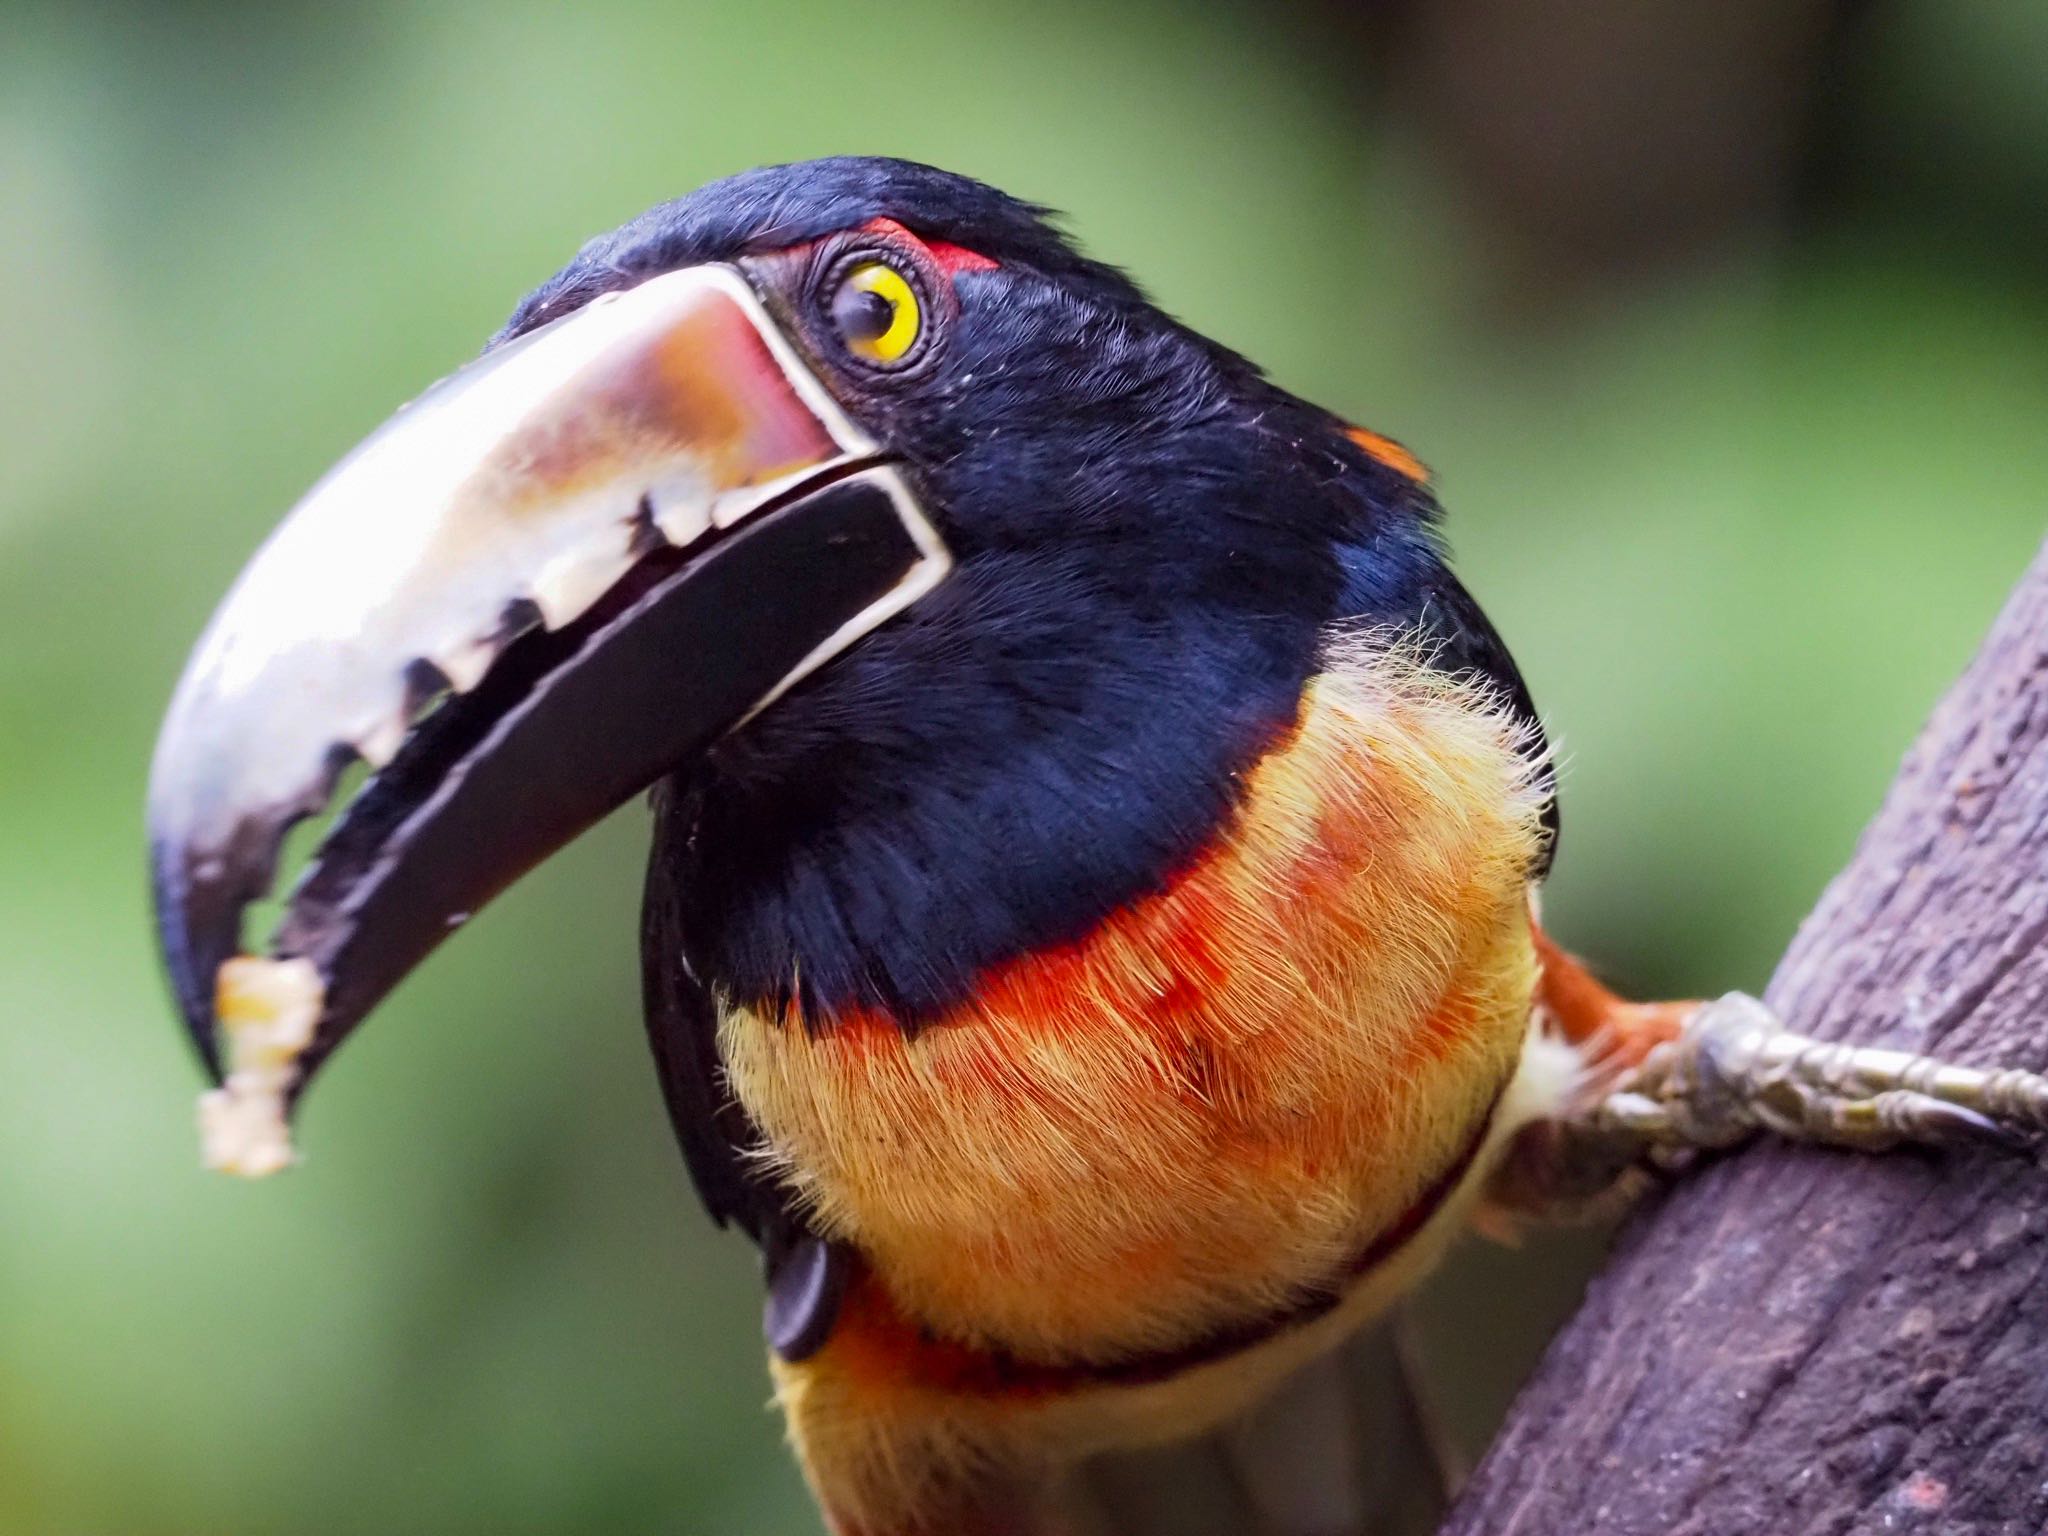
[1441, 539, 2048, 1536]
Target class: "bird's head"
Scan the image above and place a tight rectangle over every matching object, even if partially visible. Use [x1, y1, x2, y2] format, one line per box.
[147, 157, 1441, 1171]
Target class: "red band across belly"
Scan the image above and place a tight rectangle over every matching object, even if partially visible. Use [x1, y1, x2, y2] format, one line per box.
[826, 1071, 1511, 1401]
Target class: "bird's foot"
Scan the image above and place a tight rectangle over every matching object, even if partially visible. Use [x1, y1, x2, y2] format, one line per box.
[1577, 992, 2048, 1162]
[1486, 987, 2048, 1225]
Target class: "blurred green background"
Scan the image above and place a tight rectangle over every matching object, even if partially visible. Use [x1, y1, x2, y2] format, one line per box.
[4, 1, 2046, 1531]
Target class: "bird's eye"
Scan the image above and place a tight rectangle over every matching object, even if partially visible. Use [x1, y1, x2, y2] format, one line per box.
[829, 260, 923, 366]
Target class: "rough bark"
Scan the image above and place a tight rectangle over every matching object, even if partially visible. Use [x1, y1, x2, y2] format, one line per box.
[1441, 539, 2048, 1536]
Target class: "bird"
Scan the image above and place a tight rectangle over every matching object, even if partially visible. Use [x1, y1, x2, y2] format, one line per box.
[145, 156, 2048, 1536]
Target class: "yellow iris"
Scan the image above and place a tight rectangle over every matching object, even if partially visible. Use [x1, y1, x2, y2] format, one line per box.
[840, 261, 922, 364]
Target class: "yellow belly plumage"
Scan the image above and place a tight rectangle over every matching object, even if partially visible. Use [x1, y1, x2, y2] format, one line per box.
[720, 637, 1558, 1532]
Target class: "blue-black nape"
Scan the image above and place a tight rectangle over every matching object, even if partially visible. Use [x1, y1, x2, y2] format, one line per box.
[497, 156, 1150, 343]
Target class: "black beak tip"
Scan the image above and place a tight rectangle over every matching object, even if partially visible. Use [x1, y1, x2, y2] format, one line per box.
[148, 746, 343, 1089]
[150, 838, 228, 1084]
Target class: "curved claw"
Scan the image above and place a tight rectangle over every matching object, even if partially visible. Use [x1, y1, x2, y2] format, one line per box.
[1875, 1092, 2026, 1152]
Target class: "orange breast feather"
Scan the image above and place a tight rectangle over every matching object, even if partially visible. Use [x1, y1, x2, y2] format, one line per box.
[721, 637, 1550, 1367]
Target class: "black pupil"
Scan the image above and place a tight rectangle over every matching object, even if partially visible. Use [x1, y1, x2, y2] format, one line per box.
[834, 282, 897, 345]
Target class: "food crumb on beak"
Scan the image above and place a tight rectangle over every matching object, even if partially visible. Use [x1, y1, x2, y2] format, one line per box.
[197, 956, 323, 1178]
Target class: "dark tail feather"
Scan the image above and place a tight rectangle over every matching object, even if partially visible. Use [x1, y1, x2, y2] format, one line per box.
[1056, 1311, 1455, 1536]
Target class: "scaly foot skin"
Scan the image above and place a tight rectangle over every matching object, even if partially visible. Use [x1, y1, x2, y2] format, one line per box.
[1574, 992, 2048, 1165]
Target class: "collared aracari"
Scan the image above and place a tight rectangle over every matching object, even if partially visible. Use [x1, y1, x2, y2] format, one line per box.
[147, 157, 2048, 1536]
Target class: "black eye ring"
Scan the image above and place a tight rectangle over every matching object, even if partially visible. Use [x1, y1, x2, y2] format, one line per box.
[817, 249, 935, 373]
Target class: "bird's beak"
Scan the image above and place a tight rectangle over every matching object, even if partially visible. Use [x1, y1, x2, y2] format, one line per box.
[147, 263, 950, 1175]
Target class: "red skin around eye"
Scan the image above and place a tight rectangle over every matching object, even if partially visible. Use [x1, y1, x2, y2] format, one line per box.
[857, 216, 999, 278]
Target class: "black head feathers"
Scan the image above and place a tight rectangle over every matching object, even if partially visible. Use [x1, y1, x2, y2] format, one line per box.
[499, 156, 1150, 343]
